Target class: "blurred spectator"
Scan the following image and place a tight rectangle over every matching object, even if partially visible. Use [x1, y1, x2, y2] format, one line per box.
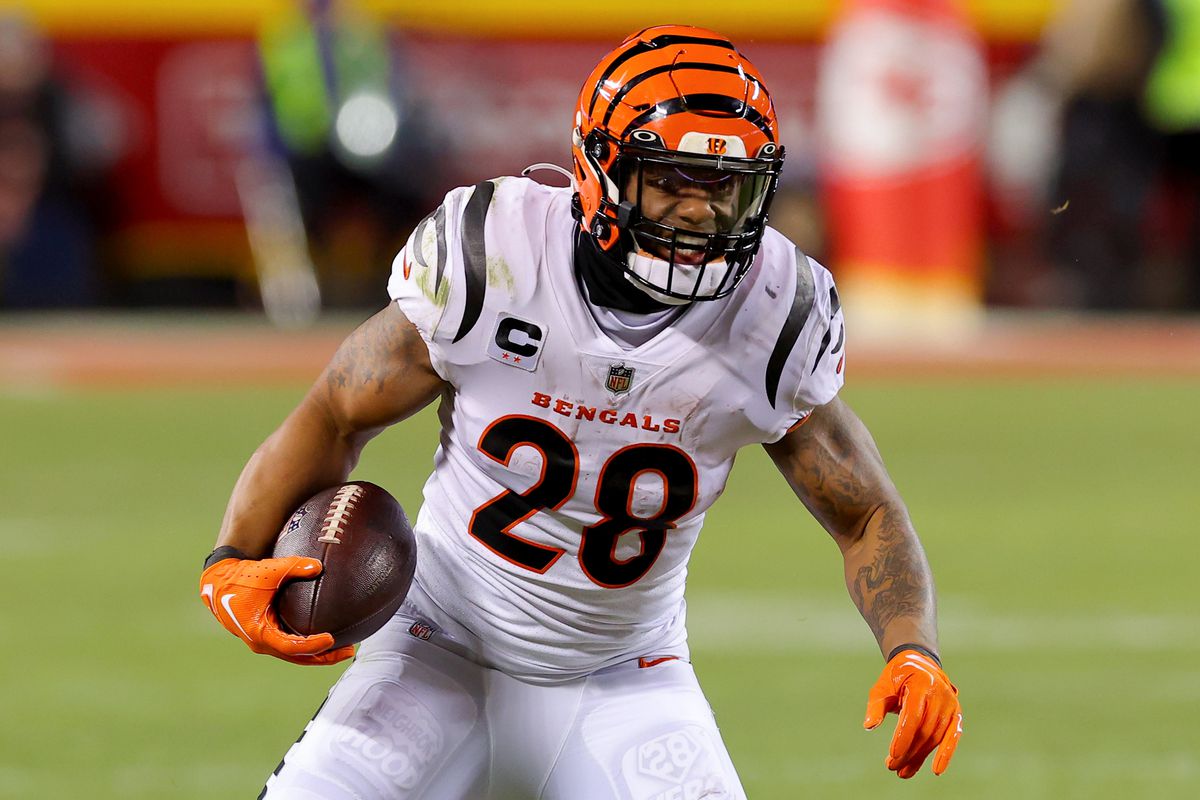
[0, 14, 98, 309]
[991, 0, 1200, 309]
[249, 0, 443, 313]
[768, 184, 828, 264]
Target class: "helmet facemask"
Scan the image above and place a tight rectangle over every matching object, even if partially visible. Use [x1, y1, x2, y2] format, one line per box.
[610, 140, 783, 303]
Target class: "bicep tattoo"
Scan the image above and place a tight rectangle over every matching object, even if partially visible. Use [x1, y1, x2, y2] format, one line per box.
[788, 413, 866, 530]
[326, 307, 432, 398]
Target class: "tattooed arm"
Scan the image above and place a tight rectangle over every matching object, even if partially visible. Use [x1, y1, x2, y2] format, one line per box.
[215, 304, 446, 557]
[763, 397, 938, 658]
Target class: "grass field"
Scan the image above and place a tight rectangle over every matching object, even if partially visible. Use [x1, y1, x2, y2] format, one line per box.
[2, 338, 1198, 797]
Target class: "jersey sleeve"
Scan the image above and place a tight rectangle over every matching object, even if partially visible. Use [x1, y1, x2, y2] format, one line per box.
[387, 182, 481, 380]
[387, 177, 550, 382]
[791, 256, 846, 412]
[748, 239, 848, 443]
[761, 253, 845, 440]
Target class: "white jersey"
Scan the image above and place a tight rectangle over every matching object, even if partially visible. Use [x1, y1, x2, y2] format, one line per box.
[388, 176, 844, 684]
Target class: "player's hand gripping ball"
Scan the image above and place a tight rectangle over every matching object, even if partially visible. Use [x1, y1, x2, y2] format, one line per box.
[199, 482, 416, 664]
[271, 481, 417, 649]
[200, 554, 354, 665]
[864, 649, 963, 778]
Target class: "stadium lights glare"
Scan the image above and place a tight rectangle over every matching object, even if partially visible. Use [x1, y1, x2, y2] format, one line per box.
[334, 91, 400, 159]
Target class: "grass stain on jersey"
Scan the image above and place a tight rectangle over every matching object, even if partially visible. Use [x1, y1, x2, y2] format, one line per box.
[407, 226, 450, 308]
[487, 256, 516, 294]
[431, 271, 451, 308]
[410, 235, 451, 309]
[414, 255, 450, 308]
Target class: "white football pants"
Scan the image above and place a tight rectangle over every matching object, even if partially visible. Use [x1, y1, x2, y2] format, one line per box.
[259, 595, 747, 799]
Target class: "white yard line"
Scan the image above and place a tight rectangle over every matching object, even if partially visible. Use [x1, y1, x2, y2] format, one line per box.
[685, 591, 1200, 653]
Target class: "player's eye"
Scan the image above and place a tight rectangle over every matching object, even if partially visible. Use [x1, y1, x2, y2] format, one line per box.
[646, 173, 685, 194]
[709, 181, 737, 203]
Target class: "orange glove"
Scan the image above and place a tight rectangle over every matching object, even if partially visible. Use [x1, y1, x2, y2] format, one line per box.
[199, 551, 354, 666]
[864, 647, 962, 779]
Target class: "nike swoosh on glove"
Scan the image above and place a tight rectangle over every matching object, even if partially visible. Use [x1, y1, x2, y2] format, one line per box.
[200, 556, 355, 665]
[863, 649, 962, 778]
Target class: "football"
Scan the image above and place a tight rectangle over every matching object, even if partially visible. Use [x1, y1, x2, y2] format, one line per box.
[272, 481, 416, 648]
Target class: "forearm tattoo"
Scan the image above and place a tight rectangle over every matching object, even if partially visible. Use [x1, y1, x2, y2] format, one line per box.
[773, 402, 936, 646]
[849, 506, 934, 643]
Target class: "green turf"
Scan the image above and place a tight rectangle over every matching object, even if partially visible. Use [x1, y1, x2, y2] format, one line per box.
[2, 377, 1197, 798]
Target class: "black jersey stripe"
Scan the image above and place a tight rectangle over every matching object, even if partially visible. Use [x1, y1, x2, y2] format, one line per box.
[765, 248, 816, 408]
[601, 63, 745, 130]
[410, 211, 434, 270]
[811, 322, 844, 375]
[811, 287, 843, 374]
[453, 180, 495, 343]
[409, 203, 449, 293]
[619, 93, 775, 142]
[433, 202, 448, 293]
[587, 35, 736, 118]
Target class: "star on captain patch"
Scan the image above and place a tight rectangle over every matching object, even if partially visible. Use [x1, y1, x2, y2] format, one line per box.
[605, 363, 635, 395]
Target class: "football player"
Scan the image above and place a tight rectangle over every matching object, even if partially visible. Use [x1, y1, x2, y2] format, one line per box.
[200, 25, 963, 798]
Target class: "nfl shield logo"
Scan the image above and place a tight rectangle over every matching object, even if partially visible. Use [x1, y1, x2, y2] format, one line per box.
[408, 622, 435, 641]
[606, 363, 635, 395]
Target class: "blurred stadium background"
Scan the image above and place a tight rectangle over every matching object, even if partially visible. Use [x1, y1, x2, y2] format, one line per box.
[1, 0, 1198, 797]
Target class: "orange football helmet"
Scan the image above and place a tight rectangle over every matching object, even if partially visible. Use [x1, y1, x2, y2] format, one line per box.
[571, 25, 785, 303]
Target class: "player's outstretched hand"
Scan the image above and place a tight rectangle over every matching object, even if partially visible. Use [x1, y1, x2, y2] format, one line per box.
[863, 648, 962, 779]
[200, 555, 355, 665]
